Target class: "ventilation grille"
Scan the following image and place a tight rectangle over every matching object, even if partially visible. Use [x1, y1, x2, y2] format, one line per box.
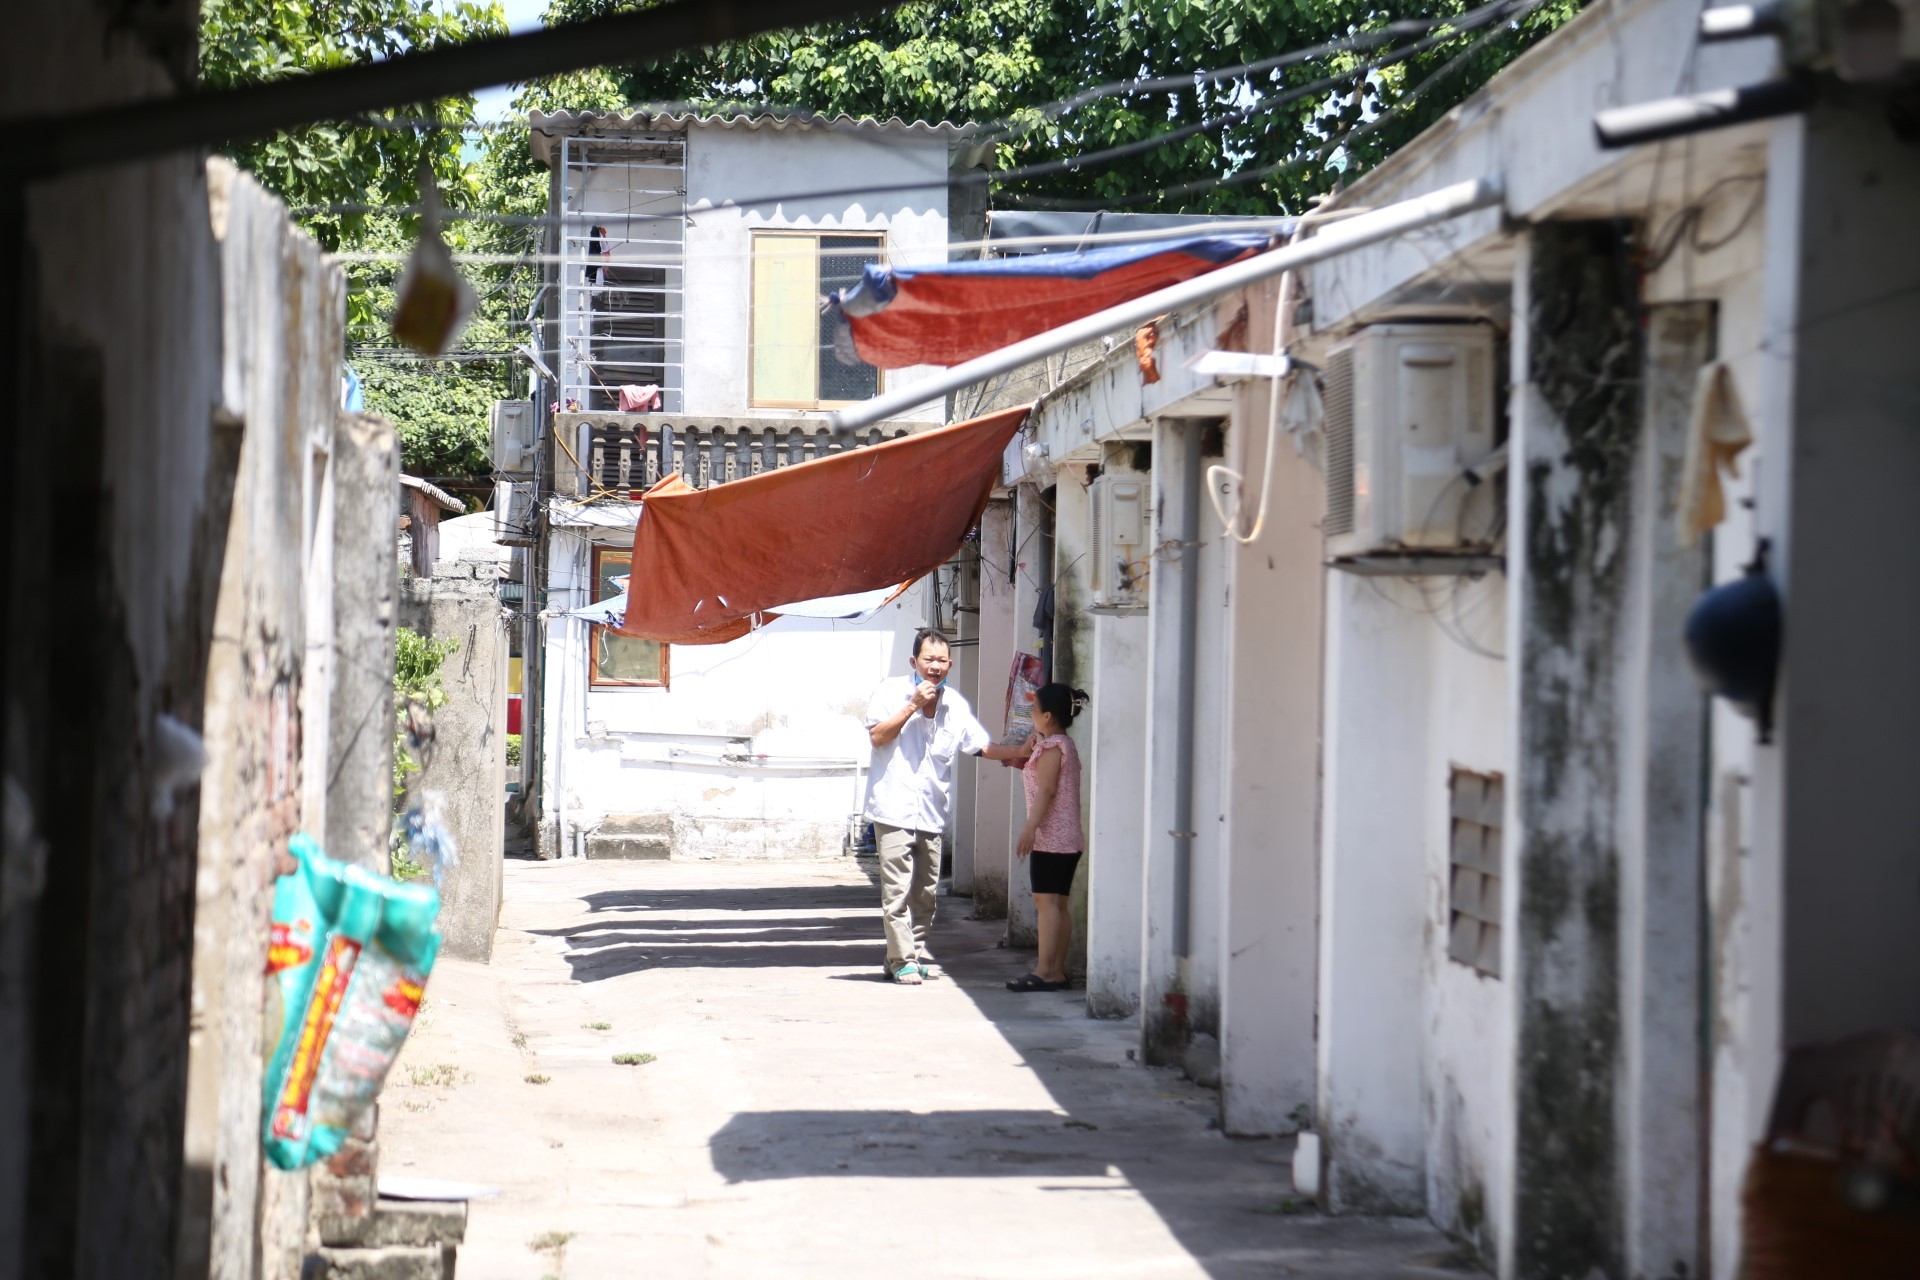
[1090, 481, 1105, 594]
[1322, 347, 1356, 536]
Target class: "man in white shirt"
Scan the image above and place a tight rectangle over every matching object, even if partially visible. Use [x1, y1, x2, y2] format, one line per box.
[865, 628, 1030, 985]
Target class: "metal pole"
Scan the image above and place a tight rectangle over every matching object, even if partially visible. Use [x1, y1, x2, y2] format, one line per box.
[12, 0, 883, 180]
[1170, 421, 1203, 959]
[826, 176, 1505, 433]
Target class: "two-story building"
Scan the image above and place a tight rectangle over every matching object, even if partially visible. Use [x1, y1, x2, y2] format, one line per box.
[506, 111, 977, 860]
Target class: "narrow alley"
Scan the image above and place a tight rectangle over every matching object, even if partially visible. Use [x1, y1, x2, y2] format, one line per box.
[381, 860, 1471, 1279]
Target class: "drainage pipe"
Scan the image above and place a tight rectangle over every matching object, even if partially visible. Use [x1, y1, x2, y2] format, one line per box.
[1171, 421, 1204, 959]
[826, 177, 1504, 435]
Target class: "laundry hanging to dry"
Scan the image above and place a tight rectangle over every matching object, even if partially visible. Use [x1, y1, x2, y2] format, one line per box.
[829, 234, 1271, 369]
[615, 405, 1031, 644]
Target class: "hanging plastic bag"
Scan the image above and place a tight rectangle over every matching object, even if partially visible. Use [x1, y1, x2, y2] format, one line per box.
[262, 834, 442, 1170]
[390, 166, 474, 356]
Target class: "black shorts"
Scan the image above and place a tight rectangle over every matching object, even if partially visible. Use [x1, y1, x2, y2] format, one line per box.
[1029, 851, 1083, 896]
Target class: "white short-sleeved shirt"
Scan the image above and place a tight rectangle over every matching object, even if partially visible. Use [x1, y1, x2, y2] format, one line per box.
[863, 675, 992, 834]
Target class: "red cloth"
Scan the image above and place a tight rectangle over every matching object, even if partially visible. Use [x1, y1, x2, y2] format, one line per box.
[846, 245, 1260, 369]
[616, 406, 1030, 644]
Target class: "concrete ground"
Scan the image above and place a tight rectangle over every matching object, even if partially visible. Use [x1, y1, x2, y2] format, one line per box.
[381, 858, 1478, 1279]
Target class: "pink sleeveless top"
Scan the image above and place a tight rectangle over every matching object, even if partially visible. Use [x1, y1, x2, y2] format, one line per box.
[1021, 734, 1085, 853]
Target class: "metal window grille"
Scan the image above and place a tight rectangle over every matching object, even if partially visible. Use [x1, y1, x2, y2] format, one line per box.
[1447, 767, 1505, 978]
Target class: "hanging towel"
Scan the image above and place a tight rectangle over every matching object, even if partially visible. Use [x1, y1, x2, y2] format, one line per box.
[617, 384, 662, 413]
[1678, 361, 1754, 546]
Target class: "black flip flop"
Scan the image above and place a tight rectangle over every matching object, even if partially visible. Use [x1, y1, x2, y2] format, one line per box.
[1006, 973, 1065, 992]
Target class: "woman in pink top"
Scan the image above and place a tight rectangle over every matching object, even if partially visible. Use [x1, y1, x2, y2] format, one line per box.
[1009, 684, 1090, 993]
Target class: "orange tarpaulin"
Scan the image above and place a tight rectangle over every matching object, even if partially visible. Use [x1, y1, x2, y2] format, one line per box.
[615, 405, 1032, 644]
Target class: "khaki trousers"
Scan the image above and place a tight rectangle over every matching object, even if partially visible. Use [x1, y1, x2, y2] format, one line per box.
[875, 823, 940, 971]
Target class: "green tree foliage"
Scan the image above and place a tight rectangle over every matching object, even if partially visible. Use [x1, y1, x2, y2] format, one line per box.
[201, 0, 526, 486]
[544, 0, 1579, 214]
[199, 0, 506, 247]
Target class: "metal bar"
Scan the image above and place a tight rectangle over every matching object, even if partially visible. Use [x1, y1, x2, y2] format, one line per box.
[1593, 79, 1809, 149]
[14, 0, 882, 179]
[824, 175, 1506, 434]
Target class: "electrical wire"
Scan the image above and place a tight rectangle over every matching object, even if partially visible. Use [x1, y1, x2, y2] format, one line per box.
[1034, 0, 1547, 213]
[304, 3, 1534, 244]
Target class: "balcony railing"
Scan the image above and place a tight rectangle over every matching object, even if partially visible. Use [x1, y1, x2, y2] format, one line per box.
[556, 412, 915, 498]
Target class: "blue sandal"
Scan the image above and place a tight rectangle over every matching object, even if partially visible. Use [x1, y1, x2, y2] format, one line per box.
[890, 962, 924, 985]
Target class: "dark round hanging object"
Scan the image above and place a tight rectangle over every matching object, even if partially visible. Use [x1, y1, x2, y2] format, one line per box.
[1684, 540, 1783, 742]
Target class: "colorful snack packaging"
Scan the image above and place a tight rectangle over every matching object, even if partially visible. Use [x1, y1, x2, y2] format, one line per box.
[262, 834, 442, 1170]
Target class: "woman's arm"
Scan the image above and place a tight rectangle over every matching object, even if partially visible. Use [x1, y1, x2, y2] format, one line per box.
[1017, 744, 1062, 857]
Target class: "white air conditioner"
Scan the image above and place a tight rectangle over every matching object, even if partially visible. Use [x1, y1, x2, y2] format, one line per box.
[491, 399, 536, 475]
[1322, 324, 1499, 558]
[494, 480, 536, 547]
[1089, 474, 1149, 612]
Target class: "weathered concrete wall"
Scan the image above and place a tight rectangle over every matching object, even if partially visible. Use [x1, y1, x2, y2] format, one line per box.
[183, 161, 350, 1280]
[1005, 484, 1051, 947]
[1507, 221, 1640, 1280]
[0, 68, 350, 1270]
[328, 413, 400, 872]
[401, 566, 509, 961]
[1612, 303, 1713, 1280]
[0, 10, 225, 1274]
[1049, 465, 1096, 979]
[970, 500, 1018, 918]
[1139, 420, 1209, 1066]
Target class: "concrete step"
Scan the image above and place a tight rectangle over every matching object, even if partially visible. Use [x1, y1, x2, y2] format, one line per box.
[596, 812, 674, 837]
[303, 1244, 453, 1280]
[318, 1199, 468, 1250]
[585, 831, 672, 860]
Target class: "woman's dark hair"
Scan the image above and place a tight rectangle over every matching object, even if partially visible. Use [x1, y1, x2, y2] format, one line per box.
[1033, 683, 1091, 729]
[912, 627, 951, 659]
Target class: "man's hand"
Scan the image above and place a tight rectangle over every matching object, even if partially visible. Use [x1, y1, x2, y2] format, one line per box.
[1016, 826, 1036, 858]
[909, 679, 941, 711]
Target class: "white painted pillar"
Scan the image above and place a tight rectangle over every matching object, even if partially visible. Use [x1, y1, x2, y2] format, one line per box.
[1315, 570, 1431, 1213]
[1049, 465, 1096, 978]
[1618, 302, 1713, 1280]
[1005, 482, 1049, 948]
[1217, 354, 1325, 1135]
[952, 554, 980, 896]
[1139, 418, 1208, 1064]
[970, 499, 1017, 918]
[1086, 608, 1148, 1015]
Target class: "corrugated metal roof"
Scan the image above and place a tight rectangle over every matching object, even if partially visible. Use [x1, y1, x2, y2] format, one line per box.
[530, 109, 973, 165]
[399, 474, 463, 513]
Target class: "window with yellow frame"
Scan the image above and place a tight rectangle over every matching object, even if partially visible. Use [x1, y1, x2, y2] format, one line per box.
[589, 545, 667, 687]
[750, 231, 885, 409]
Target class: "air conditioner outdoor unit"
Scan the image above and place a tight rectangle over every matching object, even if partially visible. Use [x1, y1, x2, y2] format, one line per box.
[1322, 323, 1499, 559]
[494, 480, 536, 548]
[491, 399, 536, 476]
[1089, 474, 1149, 613]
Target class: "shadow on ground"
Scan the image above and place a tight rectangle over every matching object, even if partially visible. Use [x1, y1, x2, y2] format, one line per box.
[544, 866, 1481, 1277]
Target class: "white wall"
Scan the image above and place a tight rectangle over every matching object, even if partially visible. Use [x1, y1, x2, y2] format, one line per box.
[1216, 334, 1326, 1135]
[970, 500, 1018, 916]
[1318, 569, 1510, 1227]
[1187, 495, 1229, 1033]
[540, 526, 929, 857]
[1418, 576, 1511, 1252]
[1317, 573, 1433, 1213]
[682, 126, 951, 422]
[1086, 608, 1149, 1016]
